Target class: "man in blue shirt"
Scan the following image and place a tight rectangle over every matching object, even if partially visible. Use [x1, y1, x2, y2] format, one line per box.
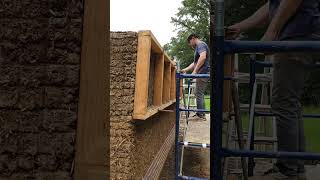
[181, 34, 210, 121]
[228, 0, 320, 179]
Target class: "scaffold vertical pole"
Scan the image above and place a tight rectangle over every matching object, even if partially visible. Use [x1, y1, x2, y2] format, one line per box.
[211, 0, 225, 179]
[175, 72, 181, 179]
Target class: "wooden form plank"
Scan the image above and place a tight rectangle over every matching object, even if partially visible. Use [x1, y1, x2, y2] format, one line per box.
[74, 0, 109, 179]
[180, 79, 183, 100]
[133, 31, 152, 118]
[223, 55, 234, 117]
[159, 109, 174, 113]
[162, 60, 171, 103]
[150, 31, 163, 54]
[133, 100, 176, 120]
[164, 53, 171, 63]
[153, 53, 164, 106]
[170, 66, 176, 100]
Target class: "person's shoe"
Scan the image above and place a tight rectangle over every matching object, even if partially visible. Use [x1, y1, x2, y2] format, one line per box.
[198, 115, 206, 121]
[248, 173, 306, 180]
[188, 114, 206, 121]
[254, 166, 307, 180]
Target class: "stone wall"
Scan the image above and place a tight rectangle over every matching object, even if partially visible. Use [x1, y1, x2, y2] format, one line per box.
[110, 31, 175, 179]
[0, 1, 83, 179]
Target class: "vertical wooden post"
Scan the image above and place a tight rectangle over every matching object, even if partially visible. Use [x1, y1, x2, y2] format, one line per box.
[133, 32, 152, 117]
[170, 66, 176, 100]
[74, 0, 109, 179]
[163, 61, 171, 103]
[173, 67, 177, 100]
[153, 53, 164, 106]
[223, 55, 234, 118]
[180, 79, 183, 98]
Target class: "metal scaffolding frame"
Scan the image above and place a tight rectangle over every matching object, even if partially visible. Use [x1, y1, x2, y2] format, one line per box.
[174, 0, 320, 179]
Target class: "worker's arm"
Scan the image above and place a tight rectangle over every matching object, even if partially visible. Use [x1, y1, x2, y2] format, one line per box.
[181, 62, 195, 73]
[227, 3, 269, 39]
[192, 52, 206, 74]
[262, 0, 303, 41]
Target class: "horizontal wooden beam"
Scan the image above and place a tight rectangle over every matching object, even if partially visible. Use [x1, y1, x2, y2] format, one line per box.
[150, 32, 163, 54]
[164, 53, 170, 62]
[133, 100, 175, 120]
[163, 53, 177, 68]
[159, 109, 174, 113]
[137, 31, 174, 66]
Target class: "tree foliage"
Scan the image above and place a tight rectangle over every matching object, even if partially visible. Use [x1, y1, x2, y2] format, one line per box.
[165, 0, 320, 105]
[164, 0, 210, 69]
[164, 0, 267, 68]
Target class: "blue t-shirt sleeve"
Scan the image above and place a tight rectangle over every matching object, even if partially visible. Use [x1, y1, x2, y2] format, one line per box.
[197, 43, 207, 54]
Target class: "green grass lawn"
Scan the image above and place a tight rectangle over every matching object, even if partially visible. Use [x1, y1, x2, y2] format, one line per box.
[303, 106, 320, 152]
[202, 95, 320, 152]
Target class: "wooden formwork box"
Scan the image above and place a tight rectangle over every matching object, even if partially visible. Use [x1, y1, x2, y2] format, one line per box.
[127, 31, 176, 179]
[127, 31, 177, 179]
[133, 31, 176, 120]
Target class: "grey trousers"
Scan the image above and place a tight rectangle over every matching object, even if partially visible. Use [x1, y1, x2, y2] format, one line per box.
[195, 78, 209, 117]
[271, 34, 320, 175]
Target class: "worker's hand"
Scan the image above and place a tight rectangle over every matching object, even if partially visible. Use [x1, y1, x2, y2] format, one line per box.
[180, 69, 187, 74]
[191, 71, 197, 81]
[260, 28, 279, 55]
[261, 28, 279, 41]
[226, 25, 242, 40]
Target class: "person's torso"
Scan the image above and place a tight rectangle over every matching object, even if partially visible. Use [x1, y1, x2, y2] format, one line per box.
[194, 41, 210, 74]
[269, 0, 320, 40]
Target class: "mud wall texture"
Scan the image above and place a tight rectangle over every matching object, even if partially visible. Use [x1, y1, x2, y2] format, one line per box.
[0, 1, 83, 179]
[159, 147, 175, 179]
[110, 31, 175, 179]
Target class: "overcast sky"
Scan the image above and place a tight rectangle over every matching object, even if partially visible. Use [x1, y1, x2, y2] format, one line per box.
[110, 0, 183, 46]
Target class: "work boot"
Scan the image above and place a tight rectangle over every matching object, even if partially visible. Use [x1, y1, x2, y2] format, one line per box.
[248, 174, 306, 180]
[188, 113, 206, 121]
[248, 166, 307, 180]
